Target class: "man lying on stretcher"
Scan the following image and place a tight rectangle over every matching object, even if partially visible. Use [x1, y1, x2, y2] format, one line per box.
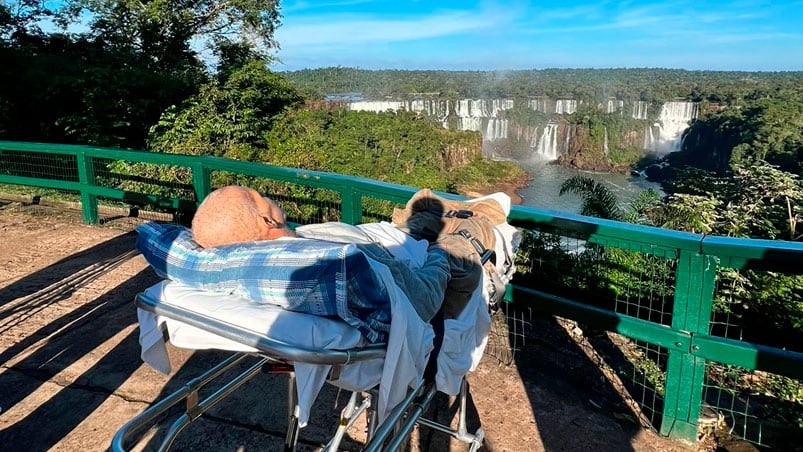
[190, 185, 506, 323]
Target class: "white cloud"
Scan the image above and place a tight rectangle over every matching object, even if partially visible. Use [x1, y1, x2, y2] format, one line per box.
[273, 1, 803, 71]
[281, 0, 378, 15]
[277, 5, 517, 48]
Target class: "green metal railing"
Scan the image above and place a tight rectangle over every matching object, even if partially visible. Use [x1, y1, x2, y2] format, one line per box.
[2, 140, 802, 447]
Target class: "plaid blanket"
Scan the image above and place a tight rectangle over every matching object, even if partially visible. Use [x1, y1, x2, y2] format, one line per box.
[135, 222, 391, 343]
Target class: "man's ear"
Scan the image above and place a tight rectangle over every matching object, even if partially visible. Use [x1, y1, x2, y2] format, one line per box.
[254, 213, 275, 239]
[266, 198, 288, 223]
[255, 212, 295, 240]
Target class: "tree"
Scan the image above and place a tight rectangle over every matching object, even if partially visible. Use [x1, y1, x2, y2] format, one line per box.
[63, 0, 280, 57]
[721, 162, 803, 239]
[0, 0, 52, 38]
[649, 194, 720, 234]
[559, 175, 623, 220]
[148, 61, 303, 159]
[623, 189, 663, 225]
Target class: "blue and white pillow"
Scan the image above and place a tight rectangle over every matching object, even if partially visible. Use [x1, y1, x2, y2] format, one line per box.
[135, 222, 391, 342]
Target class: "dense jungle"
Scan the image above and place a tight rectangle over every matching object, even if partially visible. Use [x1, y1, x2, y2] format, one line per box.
[1, 1, 803, 445]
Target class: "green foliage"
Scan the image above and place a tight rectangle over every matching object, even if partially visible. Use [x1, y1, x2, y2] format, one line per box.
[721, 163, 802, 239]
[675, 90, 803, 175]
[264, 108, 504, 192]
[66, 0, 281, 53]
[0, 0, 282, 147]
[448, 157, 526, 193]
[284, 67, 803, 106]
[651, 194, 721, 234]
[0, 23, 204, 147]
[559, 175, 623, 220]
[661, 161, 803, 239]
[148, 61, 303, 159]
[714, 268, 803, 355]
[514, 230, 585, 296]
[623, 189, 663, 224]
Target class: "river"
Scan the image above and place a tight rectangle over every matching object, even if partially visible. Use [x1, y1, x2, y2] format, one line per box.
[514, 161, 664, 214]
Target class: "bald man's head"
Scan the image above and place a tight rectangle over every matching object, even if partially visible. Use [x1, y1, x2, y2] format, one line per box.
[191, 186, 295, 248]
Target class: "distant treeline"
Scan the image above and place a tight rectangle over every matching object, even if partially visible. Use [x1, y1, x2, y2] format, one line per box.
[283, 66, 803, 105]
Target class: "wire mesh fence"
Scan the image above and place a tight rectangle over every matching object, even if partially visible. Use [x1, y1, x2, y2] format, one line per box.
[0, 149, 79, 181]
[509, 228, 680, 433]
[702, 363, 803, 448]
[704, 266, 803, 447]
[208, 170, 345, 226]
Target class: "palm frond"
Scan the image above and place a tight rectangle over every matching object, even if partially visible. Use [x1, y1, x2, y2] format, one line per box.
[560, 175, 622, 220]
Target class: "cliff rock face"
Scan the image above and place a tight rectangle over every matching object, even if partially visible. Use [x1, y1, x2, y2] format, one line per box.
[557, 150, 630, 174]
[441, 129, 482, 168]
[554, 126, 629, 173]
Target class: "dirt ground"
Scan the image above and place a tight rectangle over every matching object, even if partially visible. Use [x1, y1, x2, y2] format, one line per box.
[0, 201, 705, 451]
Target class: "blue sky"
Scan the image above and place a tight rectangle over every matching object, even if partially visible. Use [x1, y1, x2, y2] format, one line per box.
[270, 0, 803, 72]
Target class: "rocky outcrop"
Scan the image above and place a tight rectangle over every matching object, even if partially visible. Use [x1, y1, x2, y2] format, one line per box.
[441, 129, 483, 168]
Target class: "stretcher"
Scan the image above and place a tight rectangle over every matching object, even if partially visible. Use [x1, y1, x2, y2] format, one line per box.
[112, 283, 485, 451]
[113, 197, 519, 451]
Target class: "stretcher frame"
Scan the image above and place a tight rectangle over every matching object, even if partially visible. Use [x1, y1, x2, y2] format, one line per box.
[112, 291, 486, 452]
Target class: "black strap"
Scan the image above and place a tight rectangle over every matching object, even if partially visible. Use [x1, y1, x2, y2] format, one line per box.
[456, 229, 496, 266]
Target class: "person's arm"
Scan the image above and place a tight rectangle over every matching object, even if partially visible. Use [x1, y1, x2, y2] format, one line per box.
[409, 246, 452, 321]
[361, 241, 451, 322]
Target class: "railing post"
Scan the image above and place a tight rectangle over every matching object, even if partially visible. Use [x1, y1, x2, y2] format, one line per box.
[192, 162, 211, 205]
[340, 188, 363, 225]
[660, 250, 717, 442]
[76, 152, 98, 224]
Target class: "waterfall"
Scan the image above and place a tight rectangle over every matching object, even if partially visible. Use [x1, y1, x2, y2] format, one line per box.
[632, 101, 649, 120]
[529, 127, 539, 148]
[534, 123, 560, 161]
[555, 99, 577, 114]
[647, 101, 699, 154]
[485, 118, 508, 141]
[456, 99, 483, 117]
[565, 126, 571, 153]
[643, 125, 655, 150]
[349, 101, 406, 112]
[508, 124, 539, 146]
[344, 98, 595, 151]
[450, 99, 515, 141]
[409, 99, 449, 120]
[528, 98, 549, 113]
[492, 99, 515, 115]
[606, 99, 623, 114]
[457, 117, 484, 132]
[603, 127, 609, 157]
[453, 99, 514, 118]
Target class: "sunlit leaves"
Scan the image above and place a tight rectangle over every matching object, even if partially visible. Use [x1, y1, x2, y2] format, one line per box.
[559, 175, 623, 220]
[68, 0, 280, 53]
[654, 194, 720, 234]
[148, 61, 302, 158]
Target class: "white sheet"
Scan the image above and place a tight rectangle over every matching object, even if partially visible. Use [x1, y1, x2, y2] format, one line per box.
[138, 274, 431, 428]
[138, 280, 373, 427]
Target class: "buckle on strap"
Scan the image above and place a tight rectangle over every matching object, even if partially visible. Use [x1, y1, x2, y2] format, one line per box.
[444, 209, 474, 219]
[456, 229, 496, 265]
